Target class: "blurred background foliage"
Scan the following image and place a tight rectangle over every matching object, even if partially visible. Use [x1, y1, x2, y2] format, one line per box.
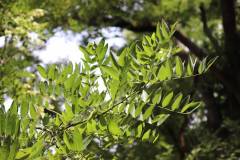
[1, 0, 240, 159]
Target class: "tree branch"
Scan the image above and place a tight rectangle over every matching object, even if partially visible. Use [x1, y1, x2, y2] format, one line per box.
[78, 17, 240, 105]
[178, 117, 188, 159]
[62, 88, 142, 131]
[173, 31, 207, 58]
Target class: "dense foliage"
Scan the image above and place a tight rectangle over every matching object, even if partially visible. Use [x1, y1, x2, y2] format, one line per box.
[0, 18, 216, 159]
[0, 0, 240, 159]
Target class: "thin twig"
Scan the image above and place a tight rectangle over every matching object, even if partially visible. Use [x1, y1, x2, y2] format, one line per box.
[157, 103, 201, 115]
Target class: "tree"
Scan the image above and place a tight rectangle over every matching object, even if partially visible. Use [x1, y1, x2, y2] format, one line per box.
[40, 0, 240, 158]
[0, 15, 216, 159]
[0, 0, 240, 159]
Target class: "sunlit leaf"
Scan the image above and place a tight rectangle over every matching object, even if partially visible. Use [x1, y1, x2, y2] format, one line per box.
[162, 92, 173, 107]
[142, 130, 151, 141]
[37, 65, 47, 79]
[143, 105, 154, 120]
[172, 93, 183, 110]
[108, 120, 122, 136]
[100, 65, 119, 80]
[175, 56, 183, 77]
[181, 102, 201, 113]
[118, 48, 128, 67]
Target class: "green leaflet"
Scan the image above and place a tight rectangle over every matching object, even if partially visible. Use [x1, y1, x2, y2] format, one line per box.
[161, 20, 170, 39]
[63, 132, 72, 150]
[135, 102, 146, 117]
[143, 105, 154, 120]
[62, 103, 74, 123]
[8, 138, 19, 160]
[136, 124, 143, 138]
[152, 90, 162, 105]
[12, 115, 19, 136]
[100, 65, 119, 80]
[151, 33, 156, 44]
[28, 138, 44, 159]
[66, 62, 73, 74]
[166, 59, 173, 79]
[96, 39, 108, 64]
[171, 93, 183, 110]
[73, 128, 83, 151]
[37, 65, 47, 79]
[108, 120, 122, 136]
[158, 60, 172, 81]
[109, 79, 119, 100]
[158, 65, 168, 81]
[40, 81, 47, 94]
[118, 48, 127, 67]
[80, 46, 91, 62]
[142, 45, 154, 56]
[152, 114, 170, 125]
[130, 54, 140, 70]
[5, 114, 17, 136]
[175, 56, 183, 77]
[63, 129, 85, 151]
[110, 52, 120, 69]
[128, 103, 136, 117]
[153, 134, 159, 143]
[156, 22, 162, 41]
[8, 101, 18, 115]
[181, 102, 201, 113]
[142, 129, 151, 141]
[118, 103, 125, 113]
[20, 99, 28, 118]
[198, 57, 207, 74]
[16, 71, 35, 78]
[187, 57, 195, 76]
[162, 92, 174, 108]
[87, 120, 97, 133]
[48, 64, 56, 80]
[15, 147, 31, 159]
[64, 73, 76, 90]
[29, 102, 37, 119]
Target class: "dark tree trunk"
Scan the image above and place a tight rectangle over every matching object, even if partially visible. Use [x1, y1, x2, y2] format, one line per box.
[220, 0, 240, 75]
[220, 0, 240, 119]
[202, 87, 222, 129]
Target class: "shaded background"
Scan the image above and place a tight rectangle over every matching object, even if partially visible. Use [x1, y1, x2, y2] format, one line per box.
[1, 0, 240, 159]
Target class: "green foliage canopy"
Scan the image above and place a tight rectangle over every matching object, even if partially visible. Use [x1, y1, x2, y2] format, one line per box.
[0, 20, 215, 159]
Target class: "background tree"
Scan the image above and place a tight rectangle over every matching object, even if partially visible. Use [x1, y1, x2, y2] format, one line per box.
[0, 0, 240, 159]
